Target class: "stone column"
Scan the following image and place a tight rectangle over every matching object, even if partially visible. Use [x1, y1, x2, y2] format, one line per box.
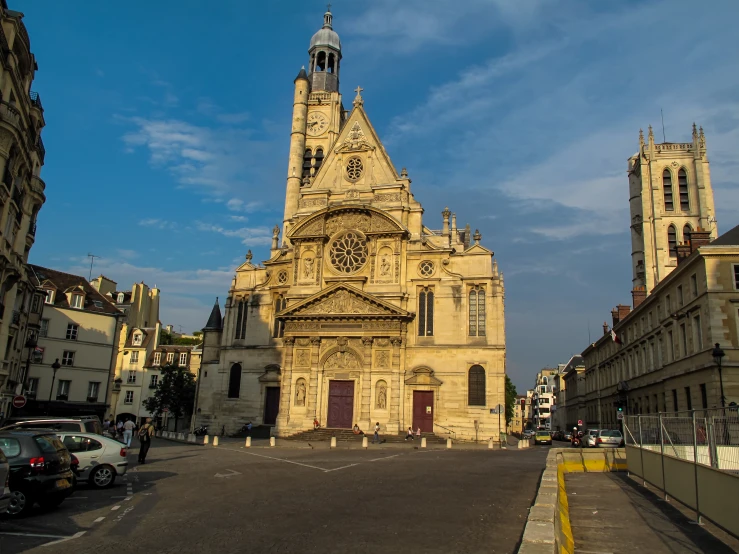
[361, 336, 373, 428]
[307, 337, 321, 420]
[390, 337, 402, 432]
[276, 337, 295, 432]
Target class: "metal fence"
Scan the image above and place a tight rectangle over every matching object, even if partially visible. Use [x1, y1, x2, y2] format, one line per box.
[624, 407, 739, 471]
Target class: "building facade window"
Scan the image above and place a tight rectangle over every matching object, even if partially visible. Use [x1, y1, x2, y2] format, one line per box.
[71, 294, 83, 309]
[469, 286, 486, 336]
[150, 375, 159, 388]
[44, 289, 54, 304]
[700, 383, 708, 410]
[685, 386, 692, 411]
[124, 390, 134, 404]
[127, 370, 136, 384]
[130, 351, 139, 364]
[663, 169, 674, 211]
[680, 323, 688, 356]
[31, 295, 40, 314]
[228, 363, 242, 399]
[668, 225, 677, 257]
[677, 285, 683, 307]
[672, 389, 678, 412]
[418, 287, 434, 337]
[273, 296, 286, 338]
[678, 168, 689, 211]
[179, 352, 187, 366]
[57, 380, 71, 401]
[693, 315, 703, 351]
[133, 334, 142, 346]
[733, 264, 739, 290]
[27, 377, 38, 398]
[667, 330, 674, 363]
[235, 298, 249, 340]
[468, 365, 486, 406]
[153, 352, 161, 366]
[64, 324, 78, 340]
[166, 352, 174, 364]
[39, 319, 49, 337]
[691, 274, 698, 297]
[61, 351, 75, 366]
[117, 293, 125, 304]
[88, 381, 100, 402]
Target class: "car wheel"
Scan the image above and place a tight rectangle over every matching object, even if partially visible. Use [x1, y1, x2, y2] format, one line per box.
[38, 496, 65, 510]
[90, 465, 116, 489]
[7, 489, 33, 517]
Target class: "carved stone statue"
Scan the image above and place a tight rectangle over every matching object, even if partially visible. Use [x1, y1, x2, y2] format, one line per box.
[303, 257, 314, 279]
[324, 350, 359, 370]
[376, 383, 387, 409]
[380, 256, 391, 277]
[295, 380, 306, 406]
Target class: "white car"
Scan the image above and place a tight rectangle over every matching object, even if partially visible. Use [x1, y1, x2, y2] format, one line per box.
[0, 447, 9, 513]
[585, 429, 601, 447]
[56, 433, 128, 488]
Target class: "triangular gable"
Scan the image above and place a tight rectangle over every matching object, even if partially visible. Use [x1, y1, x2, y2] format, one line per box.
[463, 244, 494, 256]
[40, 279, 57, 290]
[310, 104, 400, 190]
[278, 283, 412, 319]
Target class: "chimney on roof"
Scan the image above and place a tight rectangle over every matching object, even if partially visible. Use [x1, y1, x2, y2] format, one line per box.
[676, 242, 692, 265]
[612, 304, 631, 327]
[689, 227, 712, 252]
[632, 286, 646, 309]
[611, 308, 619, 328]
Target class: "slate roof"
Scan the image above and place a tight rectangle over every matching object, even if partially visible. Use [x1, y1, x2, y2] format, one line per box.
[29, 265, 122, 316]
[124, 327, 156, 349]
[706, 223, 739, 247]
[204, 298, 222, 330]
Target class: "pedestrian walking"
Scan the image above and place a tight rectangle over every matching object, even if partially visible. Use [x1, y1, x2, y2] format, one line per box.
[405, 426, 414, 441]
[116, 420, 124, 440]
[123, 418, 135, 447]
[137, 417, 155, 464]
[416, 427, 421, 440]
[373, 422, 380, 444]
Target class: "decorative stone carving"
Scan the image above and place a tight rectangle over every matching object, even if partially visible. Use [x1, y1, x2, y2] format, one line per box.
[295, 349, 310, 367]
[297, 339, 311, 346]
[371, 214, 400, 233]
[294, 379, 306, 406]
[390, 337, 402, 347]
[285, 321, 320, 331]
[363, 321, 400, 330]
[295, 218, 324, 237]
[303, 257, 315, 279]
[345, 157, 363, 182]
[376, 381, 387, 410]
[374, 192, 402, 203]
[310, 337, 321, 345]
[361, 337, 373, 347]
[277, 270, 288, 284]
[337, 121, 371, 152]
[329, 232, 368, 274]
[375, 338, 390, 347]
[326, 213, 371, 235]
[283, 337, 295, 346]
[302, 289, 390, 315]
[376, 350, 390, 368]
[345, 190, 360, 199]
[324, 350, 360, 370]
[300, 198, 327, 208]
[379, 255, 391, 277]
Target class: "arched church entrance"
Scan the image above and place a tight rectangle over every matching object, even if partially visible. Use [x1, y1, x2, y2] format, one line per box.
[324, 349, 359, 428]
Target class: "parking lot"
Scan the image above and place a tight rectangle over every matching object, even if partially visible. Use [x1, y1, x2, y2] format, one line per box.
[3, 439, 550, 553]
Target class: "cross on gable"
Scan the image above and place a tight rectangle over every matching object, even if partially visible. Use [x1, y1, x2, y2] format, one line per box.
[354, 86, 363, 96]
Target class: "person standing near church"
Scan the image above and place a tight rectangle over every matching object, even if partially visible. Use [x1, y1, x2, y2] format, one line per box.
[122, 418, 135, 447]
[373, 422, 380, 444]
[137, 418, 155, 464]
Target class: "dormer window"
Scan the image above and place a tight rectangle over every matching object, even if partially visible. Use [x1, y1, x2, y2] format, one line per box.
[71, 294, 83, 309]
[179, 353, 187, 366]
[166, 352, 174, 364]
[44, 289, 55, 304]
[153, 352, 161, 366]
[132, 333, 142, 346]
[117, 293, 124, 304]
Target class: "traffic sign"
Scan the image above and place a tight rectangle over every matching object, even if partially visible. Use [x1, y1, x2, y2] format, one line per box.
[12, 395, 26, 409]
[617, 412, 624, 420]
[577, 419, 583, 426]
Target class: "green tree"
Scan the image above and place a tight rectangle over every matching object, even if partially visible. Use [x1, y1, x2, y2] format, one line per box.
[143, 364, 196, 432]
[159, 331, 173, 345]
[172, 336, 201, 346]
[505, 375, 518, 425]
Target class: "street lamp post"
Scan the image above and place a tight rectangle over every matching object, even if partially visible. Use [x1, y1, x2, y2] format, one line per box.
[712, 343, 726, 408]
[47, 359, 61, 415]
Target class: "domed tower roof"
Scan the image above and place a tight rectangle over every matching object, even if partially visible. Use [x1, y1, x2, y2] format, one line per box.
[310, 8, 341, 50]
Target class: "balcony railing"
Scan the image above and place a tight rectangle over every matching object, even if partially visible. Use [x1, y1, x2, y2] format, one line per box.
[29, 91, 42, 111]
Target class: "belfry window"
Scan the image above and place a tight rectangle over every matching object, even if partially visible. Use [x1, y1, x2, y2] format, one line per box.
[302, 149, 312, 179]
[469, 286, 486, 337]
[302, 148, 325, 183]
[234, 298, 248, 340]
[316, 51, 326, 72]
[314, 148, 324, 173]
[228, 364, 241, 399]
[273, 295, 286, 338]
[668, 225, 677, 257]
[468, 365, 486, 406]
[418, 287, 434, 337]
[678, 168, 689, 211]
[663, 169, 674, 211]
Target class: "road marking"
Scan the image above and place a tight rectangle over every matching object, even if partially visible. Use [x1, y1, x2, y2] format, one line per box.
[93, 517, 105, 523]
[323, 464, 359, 473]
[111, 505, 121, 511]
[214, 469, 242, 478]
[41, 531, 86, 547]
[221, 448, 329, 472]
[369, 454, 402, 462]
[111, 496, 128, 499]
[65, 496, 89, 499]
[0, 532, 68, 539]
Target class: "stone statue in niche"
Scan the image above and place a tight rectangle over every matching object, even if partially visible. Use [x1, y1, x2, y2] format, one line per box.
[376, 383, 387, 409]
[379, 256, 391, 277]
[303, 257, 314, 279]
[295, 380, 306, 406]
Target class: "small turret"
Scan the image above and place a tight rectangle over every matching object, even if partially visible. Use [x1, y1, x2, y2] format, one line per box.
[204, 297, 222, 330]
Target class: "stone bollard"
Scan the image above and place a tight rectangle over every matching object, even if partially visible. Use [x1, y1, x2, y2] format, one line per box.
[488, 438, 494, 449]
[245, 436, 252, 448]
[270, 436, 276, 447]
[330, 436, 337, 448]
[447, 438, 452, 449]
[421, 437, 427, 449]
[178, 433, 185, 440]
[213, 436, 219, 447]
[362, 436, 368, 449]
[188, 434, 195, 443]
[203, 435, 210, 445]
[156, 430, 162, 437]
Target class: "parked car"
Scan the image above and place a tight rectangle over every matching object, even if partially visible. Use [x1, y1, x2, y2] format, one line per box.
[534, 431, 552, 445]
[56, 433, 128, 488]
[585, 429, 601, 447]
[0, 430, 75, 516]
[523, 430, 534, 439]
[0, 447, 10, 514]
[564, 431, 573, 441]
[0, 416, 103, 435]
[596, 429, 624, 448]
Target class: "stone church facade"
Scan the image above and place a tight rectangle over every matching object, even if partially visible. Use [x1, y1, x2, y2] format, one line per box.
[196, 9, 506, 441]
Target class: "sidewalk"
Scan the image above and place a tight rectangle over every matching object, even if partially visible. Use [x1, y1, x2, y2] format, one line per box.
[566, 472, 739, 553]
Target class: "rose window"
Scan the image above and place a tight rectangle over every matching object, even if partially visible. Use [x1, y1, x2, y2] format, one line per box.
[419, 260, 435, 277]
[346, 157, 363, 182]
[329, 231, 368, 273]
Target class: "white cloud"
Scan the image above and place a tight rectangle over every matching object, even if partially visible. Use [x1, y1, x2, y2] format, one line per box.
[116, 249, 139, 260]
[226, 198, 262, 213]
[138, 218, 178, 230]
[196, 222, 273, 247]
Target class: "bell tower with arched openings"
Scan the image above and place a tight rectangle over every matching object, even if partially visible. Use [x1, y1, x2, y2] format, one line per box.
[627, 124, 717, 294]
[308, 7, 341, 93]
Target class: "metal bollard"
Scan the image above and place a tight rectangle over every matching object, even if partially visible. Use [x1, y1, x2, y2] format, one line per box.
[270, 436, 276, 447]
[447, 438, 452, 449]
[362, 436, 368, 449]
[245, 436, 252, 448]
[421, 437, 427, 449]
[330, 436, 337, 448]
[213, 436, 219, 447]
[203, 434, 209, 445]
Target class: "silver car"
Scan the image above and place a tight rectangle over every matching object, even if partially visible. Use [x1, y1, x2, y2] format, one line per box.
[0, 447, 9, 513]
[585, 429, 601, 447]
[56, 433, 128, 488]
[596, 429, 624, 447]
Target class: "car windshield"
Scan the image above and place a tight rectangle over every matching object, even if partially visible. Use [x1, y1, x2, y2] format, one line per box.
[0, 437, 21, 457]
[601, 430, 622, 437]
[536, 432, 550, 437]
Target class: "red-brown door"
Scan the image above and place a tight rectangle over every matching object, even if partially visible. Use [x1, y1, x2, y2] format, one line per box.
[263, 387, 280, 425]
[413, 391, 434, 433]
[327, 380, 354, 428]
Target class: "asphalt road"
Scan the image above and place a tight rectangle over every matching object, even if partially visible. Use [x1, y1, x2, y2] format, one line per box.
[3, 440, 551, 554]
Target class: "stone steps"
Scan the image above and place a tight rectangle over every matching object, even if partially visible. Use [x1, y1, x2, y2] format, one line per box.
[285, 428, 448, 444]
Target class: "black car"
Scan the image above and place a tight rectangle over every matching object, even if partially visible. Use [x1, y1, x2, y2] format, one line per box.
[0, 430, 75, 516]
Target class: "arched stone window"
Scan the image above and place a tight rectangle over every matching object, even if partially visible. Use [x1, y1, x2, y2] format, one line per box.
[302, 148, 312, 179]
[663, 169, 674, 211]
[469, 286, 486, 336]
[327, 53, 335, 73]
[678, 168, 689, 211]
[316, 51, 326, 71]
[683, 223, 692, 245]
[314, 148, 324, 173]
[273, 295, 286, 338]
[667, 225, 677, 257]
[234, 298, 248, 340]
[228, 363, 242, 399]
[468, 365, 486, 406]
[418, 287, 434, 336]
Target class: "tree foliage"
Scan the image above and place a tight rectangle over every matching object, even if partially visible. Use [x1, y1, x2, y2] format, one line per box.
[143, 364, 196, 430]
[172, 336, 201, 345]
[505, 375, 518, 425]
[159, 331, 173, 345]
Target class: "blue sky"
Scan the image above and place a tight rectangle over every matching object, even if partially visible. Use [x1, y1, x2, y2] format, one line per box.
[17, 0, 739, 391]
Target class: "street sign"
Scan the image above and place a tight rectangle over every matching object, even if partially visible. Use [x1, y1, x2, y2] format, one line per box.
[162, 407, 169, 413]
[577, 419, 583, 426]
[617, 412, 624, 420]
[12, 395, 26, 409]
